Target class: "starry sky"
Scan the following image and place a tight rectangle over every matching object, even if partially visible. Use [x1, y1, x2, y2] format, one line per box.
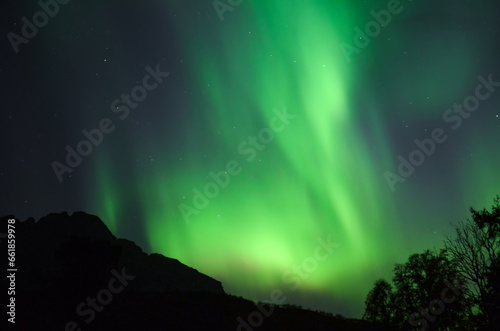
[2, 0, 500, 318]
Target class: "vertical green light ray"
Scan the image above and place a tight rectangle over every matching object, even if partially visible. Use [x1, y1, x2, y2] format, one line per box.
[90, 158, 120, 234]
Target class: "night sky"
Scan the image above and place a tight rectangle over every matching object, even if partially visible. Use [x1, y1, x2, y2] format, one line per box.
[2, 0, 500, 318]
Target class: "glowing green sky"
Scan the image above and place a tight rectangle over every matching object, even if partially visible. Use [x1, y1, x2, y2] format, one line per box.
[80, 0, 500, 317]
[157, 1, 392, 315]
[5, 0, 498, 319]
[83, 0, 377, 315]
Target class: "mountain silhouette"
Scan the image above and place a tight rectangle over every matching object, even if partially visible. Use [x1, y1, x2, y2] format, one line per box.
[1, 212, 388, 330]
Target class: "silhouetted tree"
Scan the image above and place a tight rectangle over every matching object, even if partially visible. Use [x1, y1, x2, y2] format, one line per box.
[363, 279, 393, 325]
[363, 250, 472, 330]
[444, 195, 500, 329]
[394, 250, 472, 330]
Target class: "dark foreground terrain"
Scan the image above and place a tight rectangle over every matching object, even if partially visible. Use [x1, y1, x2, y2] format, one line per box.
[1, 212, 389, 330]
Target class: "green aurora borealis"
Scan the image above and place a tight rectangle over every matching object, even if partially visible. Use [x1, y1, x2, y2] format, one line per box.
[86, 0, 500, 316]
[95, 1, 406, 316]
[5, 0, 498, 318]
